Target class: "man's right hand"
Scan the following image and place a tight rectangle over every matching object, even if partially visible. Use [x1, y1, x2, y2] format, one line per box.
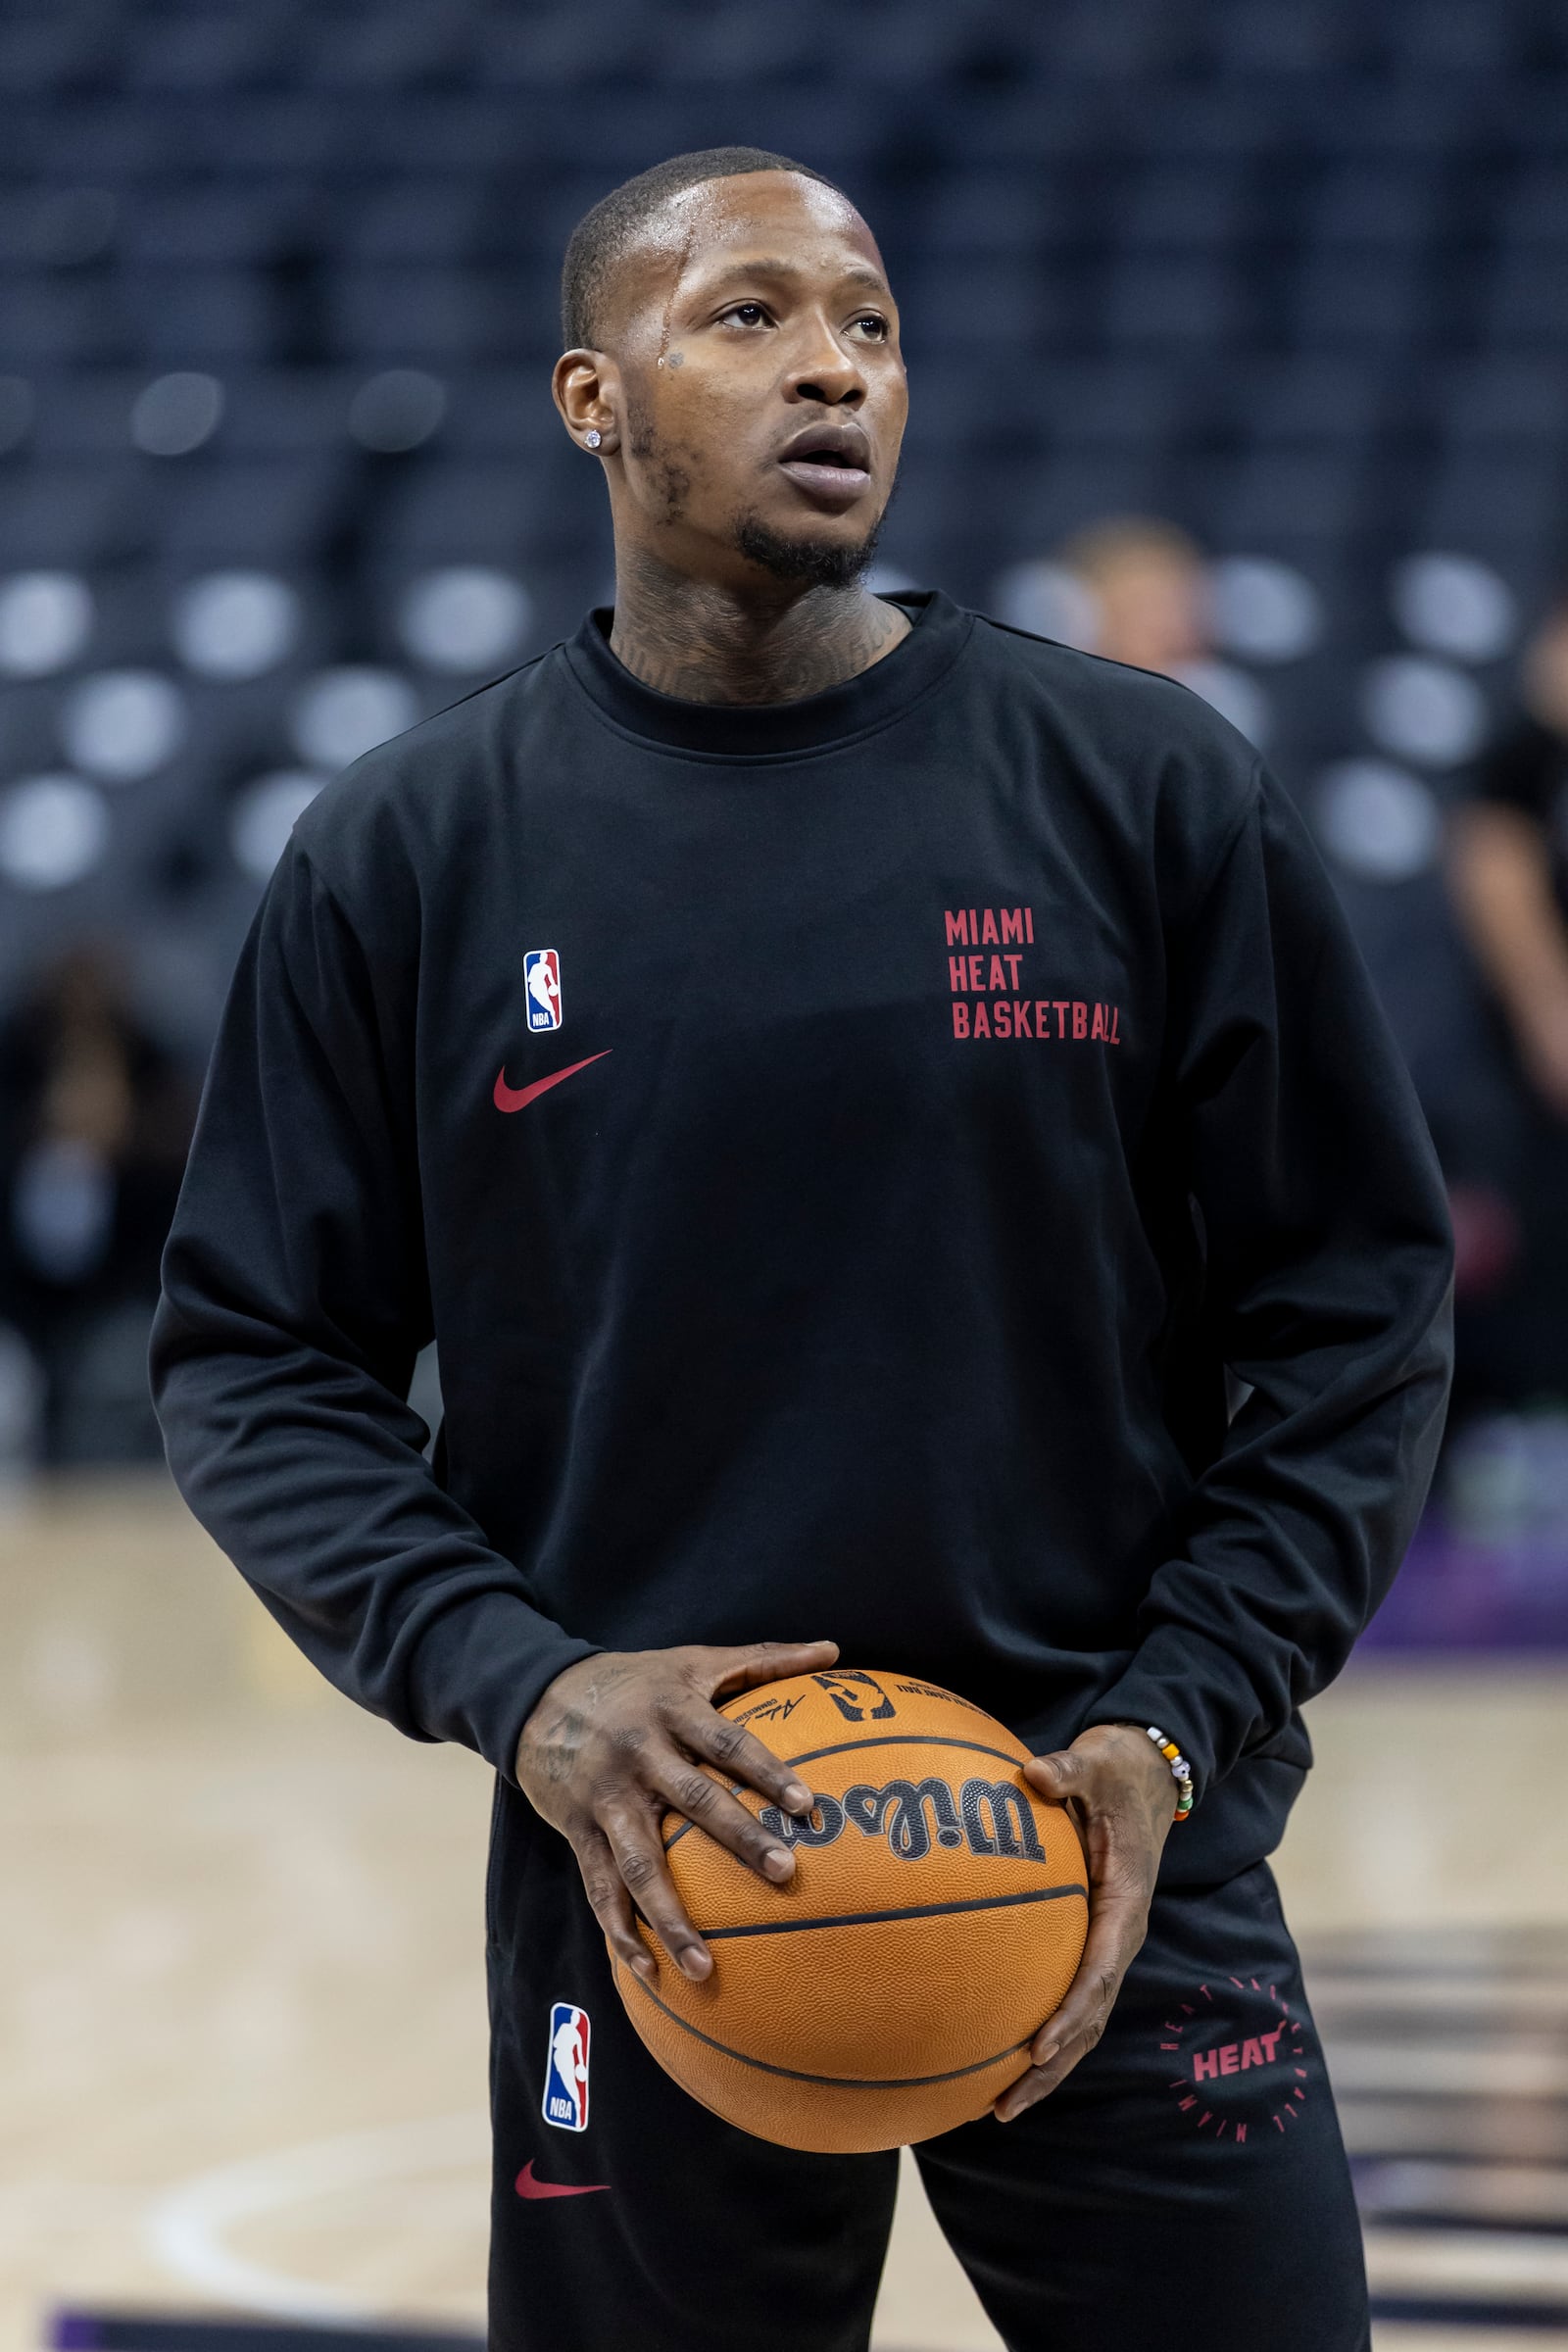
[514, 1640, 839, 1986]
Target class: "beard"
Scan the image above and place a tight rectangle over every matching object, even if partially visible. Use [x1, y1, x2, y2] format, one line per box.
[732, 509, 884, 591]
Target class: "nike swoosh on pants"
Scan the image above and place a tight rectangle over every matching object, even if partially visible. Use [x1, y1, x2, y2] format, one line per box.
[515, 2160, 610, 2200]
[493, 1050, 612, 1113]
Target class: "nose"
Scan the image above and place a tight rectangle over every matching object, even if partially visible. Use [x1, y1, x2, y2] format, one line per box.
[784, 312, 867, 409]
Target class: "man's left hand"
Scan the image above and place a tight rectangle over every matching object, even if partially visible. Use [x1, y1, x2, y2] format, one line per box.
[994, 1722, 1179, 2123]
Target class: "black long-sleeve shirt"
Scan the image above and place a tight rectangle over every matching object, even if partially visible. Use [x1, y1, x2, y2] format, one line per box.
[151, 591, 1454, 1885]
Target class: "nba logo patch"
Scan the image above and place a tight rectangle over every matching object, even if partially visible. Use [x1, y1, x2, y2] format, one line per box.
[524, 949, 563, 1032]
[543, 2002, 591, 2132]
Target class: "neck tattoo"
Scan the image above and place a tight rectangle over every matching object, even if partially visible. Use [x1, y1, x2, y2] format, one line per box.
[610, 574, 911, 708]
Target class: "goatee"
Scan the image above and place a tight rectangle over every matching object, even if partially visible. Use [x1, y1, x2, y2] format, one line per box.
[733, 513, 883, 592]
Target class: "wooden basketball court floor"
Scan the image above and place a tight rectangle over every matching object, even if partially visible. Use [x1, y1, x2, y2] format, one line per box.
[4, 1478, 1568, 2352]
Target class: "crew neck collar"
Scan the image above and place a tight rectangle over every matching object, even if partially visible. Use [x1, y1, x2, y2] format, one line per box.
[562, 589, 971, 760]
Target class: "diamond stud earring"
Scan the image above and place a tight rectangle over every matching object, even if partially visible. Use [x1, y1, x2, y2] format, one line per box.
[584, 428, 602, 449]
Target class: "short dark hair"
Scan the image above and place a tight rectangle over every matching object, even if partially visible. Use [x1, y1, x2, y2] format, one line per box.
[560, 146, 842, 349]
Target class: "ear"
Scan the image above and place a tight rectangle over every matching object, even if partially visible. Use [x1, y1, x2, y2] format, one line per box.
[553, 350, 620, 456]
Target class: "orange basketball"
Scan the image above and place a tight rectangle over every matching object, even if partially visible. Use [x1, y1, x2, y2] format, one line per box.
[611, 1667, 1088, 2153]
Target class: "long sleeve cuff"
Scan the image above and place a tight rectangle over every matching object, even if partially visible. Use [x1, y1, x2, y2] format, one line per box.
[406, 1590, 603, 1783]
[1082, 1622, 1272, 1802]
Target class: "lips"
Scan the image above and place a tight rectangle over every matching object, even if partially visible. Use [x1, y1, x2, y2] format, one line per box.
[776, 420, 872, 509]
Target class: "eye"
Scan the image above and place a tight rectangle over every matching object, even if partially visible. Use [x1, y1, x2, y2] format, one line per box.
[719, 301, 772, 328]
[850, 313, 890, 341]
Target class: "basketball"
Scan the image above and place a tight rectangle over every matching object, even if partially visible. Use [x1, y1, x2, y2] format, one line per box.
[610, 1668, 1088, 2152]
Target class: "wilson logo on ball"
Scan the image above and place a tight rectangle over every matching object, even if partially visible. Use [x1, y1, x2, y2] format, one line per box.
[759, 1775, 1046, 1864]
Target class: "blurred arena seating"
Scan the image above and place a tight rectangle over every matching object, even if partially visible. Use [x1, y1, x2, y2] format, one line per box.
[1, 0, 1565, 1135]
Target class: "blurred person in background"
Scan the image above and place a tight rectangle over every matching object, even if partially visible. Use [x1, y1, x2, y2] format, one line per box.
[1054, 515, 1210, 678]
[0, 945, 193, 1466]
[1446, 597, 1568, 1429]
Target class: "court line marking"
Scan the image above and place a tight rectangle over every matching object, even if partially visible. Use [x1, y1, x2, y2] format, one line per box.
[146, 2112, 487, 2324]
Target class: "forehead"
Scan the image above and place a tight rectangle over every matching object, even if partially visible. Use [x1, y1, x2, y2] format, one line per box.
[671, 171, 877, 259]
[623, 171, 887, 316]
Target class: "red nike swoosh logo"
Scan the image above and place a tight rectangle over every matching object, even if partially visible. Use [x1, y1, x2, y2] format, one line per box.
[514, 2159, 610, 2200]
[493, 1051, 612, 1114]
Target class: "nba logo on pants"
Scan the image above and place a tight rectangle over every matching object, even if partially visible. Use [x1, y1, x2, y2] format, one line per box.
[543, 2002, 591, 2131]
[524, 949, 563, 1032]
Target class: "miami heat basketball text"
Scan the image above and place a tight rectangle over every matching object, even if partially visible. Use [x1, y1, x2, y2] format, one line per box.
[944, 906, 1123, 1045]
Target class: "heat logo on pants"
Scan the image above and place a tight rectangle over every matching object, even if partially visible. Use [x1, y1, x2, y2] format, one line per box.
[1155, 1975, 1312, 2146]
[524, 949, 563, 1032]
[543, 2001, 591, 2132]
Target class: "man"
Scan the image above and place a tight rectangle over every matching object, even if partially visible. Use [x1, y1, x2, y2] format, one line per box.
[1054, 514, 1210, 677]
[1446, 593, 1568, 1410]
[152, 149, 1453, 2352]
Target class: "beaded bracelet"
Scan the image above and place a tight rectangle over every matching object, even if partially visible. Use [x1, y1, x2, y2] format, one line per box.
[1145, 1725, 1195, 1822]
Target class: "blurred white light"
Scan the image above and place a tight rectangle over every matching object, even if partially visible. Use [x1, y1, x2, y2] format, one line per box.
[1176, 659, 1272, 749]
[398, 566, 531, 673]
[1210, 557, 1322, 662]
[1392, 554, 1517, 663]
[12, 1137, 113, 1281]
[992, 560, 1098, 649]
[0, 774, 111, 890]
[62, 671, 187, 782]
[172, 571, 300, 679]
[1315, 760, 1443, 883]
[0, 376, 33, 455]
[0, 572, 93, 676]
[131, 371, 224, 458]
[229, 770, 326, 883]
[347, 369, 447, 454]
[290, 668, 418, 768]
[1361, 656, 1487, 767]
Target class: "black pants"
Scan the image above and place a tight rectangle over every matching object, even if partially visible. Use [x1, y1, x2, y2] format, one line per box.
[487, 1781, 1368, 2352]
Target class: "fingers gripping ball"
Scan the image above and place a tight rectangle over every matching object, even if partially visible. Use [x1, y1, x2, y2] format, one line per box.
[610, 1669, 1088, 2152]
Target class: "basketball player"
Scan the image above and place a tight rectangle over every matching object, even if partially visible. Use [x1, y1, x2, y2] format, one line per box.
[152, 151, 1453, 2351]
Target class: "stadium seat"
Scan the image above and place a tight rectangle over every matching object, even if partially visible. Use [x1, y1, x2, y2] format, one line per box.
[1228, 356, 1396, 448]
[1101, 255, 1242, 351]
[118, 268, 276, 365]
[336, 184, 487, 266]
[1286, 251, 1433, 350]
[1485, 251, 1568, 346]
[1419, 450, 1568, 551]
[1031, 359, 1188, 449]
[1207, 450, 1367, 543]
[125, 12, 286, 92]
[120, 188, 302, 270]
[1114, 167, 1251, 250]
[0, 464, 144, 565]
[908, 260, 1062, 354]
[443, 371, 572, 456]
[1304, 164, 1444, 250]
[1436, 357, 1566, 444]
[367, 458, 580, 565]
[328, 268, 503, 363]
[153, 457, 348, 564]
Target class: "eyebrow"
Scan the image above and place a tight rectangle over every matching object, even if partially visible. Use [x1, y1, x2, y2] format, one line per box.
[697, 256, 892, 298]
